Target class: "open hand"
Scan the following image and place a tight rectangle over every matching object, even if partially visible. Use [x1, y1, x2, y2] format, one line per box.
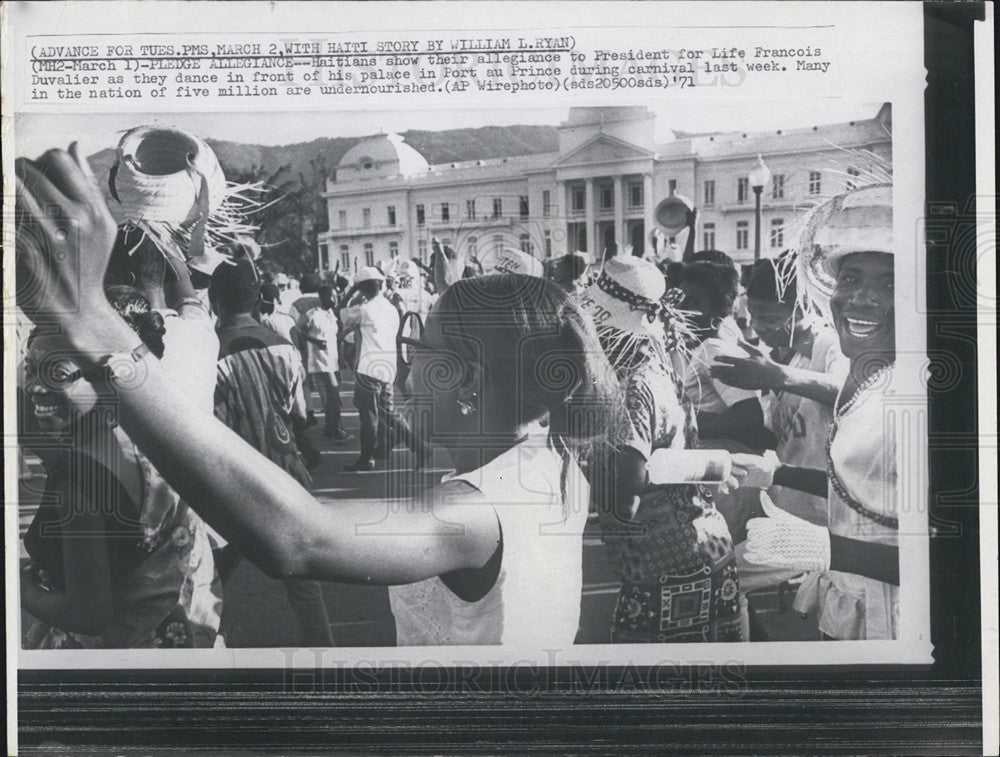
[15, 144, 118, 326]
[731, 449, 780, 489]
[431, 237, 466, 293]
[709, 341, 788, 391]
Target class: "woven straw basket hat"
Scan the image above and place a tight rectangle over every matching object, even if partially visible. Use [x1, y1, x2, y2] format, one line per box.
[110, 126, 227, 225]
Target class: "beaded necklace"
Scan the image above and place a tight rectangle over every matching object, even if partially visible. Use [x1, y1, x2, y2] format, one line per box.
[825, 362, 898, 530]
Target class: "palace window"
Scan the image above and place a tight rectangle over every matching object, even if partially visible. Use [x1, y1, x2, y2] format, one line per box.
[339, 245, 350, 269]
[571, 186, 585, 212]
[416, 204, 425, 226]
[770, 219, 784, 248]
[364, 243, 374, 266]
[703, 223, 716, 250]
[737, 177, 749, 204]
[629, 182, 643, 208]
[809, 171, 822, 195]
[519, 195, 529, 218]
[389, 241, 399, 259]
[387, 206, 396, 226]
[493, 198, 503, 218]
[599, 185, 613, 210]
[703, 180, 715, 207]
[736, 221, 749, 250]
[441, 203, 450, 222]
[466, 199, 476, 220]
[542, 190, 552, 217]
[338, 209, 347, 229]
[362, 208, 371, 228]
[417, 239, 428, 263]
[771, 174, 785, 200]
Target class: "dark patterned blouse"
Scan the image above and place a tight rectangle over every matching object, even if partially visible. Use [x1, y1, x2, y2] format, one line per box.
[599, 337, 743, 643]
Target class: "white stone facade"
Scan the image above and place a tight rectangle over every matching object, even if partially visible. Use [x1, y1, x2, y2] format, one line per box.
[318, 104, 891, 273]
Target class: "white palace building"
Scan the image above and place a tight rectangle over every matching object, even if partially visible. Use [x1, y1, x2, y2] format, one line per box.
[318, 104, 891, 274]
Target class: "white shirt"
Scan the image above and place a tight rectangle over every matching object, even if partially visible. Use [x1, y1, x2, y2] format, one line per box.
[794, 365, 899, 640]
[717, 315, 743, 345]
[259, 311, 297, 343]
[157, 305, 220, 415]
[301, 307, 339, 374]
[684, 337, 759, 414]
[340, 295, 399, 384]
[394, 286, 438, 338]
[764, 327, 849, 524]
[388, 439, 589, 646]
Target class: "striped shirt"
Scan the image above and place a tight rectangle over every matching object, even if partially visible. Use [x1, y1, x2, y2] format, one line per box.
[214, 315, 311, 488]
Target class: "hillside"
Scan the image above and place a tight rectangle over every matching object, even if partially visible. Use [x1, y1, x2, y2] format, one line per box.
[87, 123, 559, 207]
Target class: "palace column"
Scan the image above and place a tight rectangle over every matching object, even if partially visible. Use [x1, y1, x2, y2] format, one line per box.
[643, 173, 655, 257]
[613, 175, 624, 252]
[584, 177, 596, 255]
[562, 180, 573, 252]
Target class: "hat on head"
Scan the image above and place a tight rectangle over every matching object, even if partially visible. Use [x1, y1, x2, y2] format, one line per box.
[355, 266, 385, 283]
[580, 256, 694, 368]
[108, 125, 261, 266]
[797, 183, 892, 321]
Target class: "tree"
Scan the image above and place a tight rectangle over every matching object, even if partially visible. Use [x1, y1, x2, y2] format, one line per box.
[226, 155, 329, 279]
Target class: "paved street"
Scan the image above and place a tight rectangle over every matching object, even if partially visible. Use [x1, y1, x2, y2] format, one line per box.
[18, 374, 819, 647]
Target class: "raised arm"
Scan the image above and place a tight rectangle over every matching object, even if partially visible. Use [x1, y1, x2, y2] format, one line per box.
[709, 344, 841, 408]
[15, 147, 499, 585]
[163, 251, 202, 313]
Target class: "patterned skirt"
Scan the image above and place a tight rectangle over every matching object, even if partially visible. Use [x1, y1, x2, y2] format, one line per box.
[610, 555, 743, 643]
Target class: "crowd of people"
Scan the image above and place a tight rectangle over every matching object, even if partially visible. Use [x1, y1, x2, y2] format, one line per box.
[15, 127, 900, 649]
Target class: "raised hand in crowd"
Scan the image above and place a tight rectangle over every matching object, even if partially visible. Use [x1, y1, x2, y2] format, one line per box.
[710, 340, 842, 407]
[15, 144, 118, 332]
[709, 340, 788, 392]
[430, 237, 466, 293]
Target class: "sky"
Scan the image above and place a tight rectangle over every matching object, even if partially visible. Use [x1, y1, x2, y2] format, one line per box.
[15, 101, 884, 158]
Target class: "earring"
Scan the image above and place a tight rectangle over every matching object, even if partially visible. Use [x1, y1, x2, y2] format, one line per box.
[457, 392, 478, 416]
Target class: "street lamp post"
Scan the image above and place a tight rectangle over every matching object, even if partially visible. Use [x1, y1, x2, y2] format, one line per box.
[749, 154, 771, 262]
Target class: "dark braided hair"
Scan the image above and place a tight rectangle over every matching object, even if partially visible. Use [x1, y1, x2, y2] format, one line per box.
[104, 285, 167, 359]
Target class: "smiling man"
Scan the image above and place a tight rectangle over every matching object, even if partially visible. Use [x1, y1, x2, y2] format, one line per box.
[735, 184, 902, 640]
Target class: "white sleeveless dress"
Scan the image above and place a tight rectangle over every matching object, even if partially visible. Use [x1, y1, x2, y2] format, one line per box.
[794, 366, 900, 639]
[388, 439, 590, 647]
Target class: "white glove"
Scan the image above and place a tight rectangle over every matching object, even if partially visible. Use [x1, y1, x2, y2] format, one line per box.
[743, 492, 831, 572]
[731, 449, 780, 489]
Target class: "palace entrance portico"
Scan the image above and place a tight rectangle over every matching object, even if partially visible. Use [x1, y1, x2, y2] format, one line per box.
[553, 132, 656, 258]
